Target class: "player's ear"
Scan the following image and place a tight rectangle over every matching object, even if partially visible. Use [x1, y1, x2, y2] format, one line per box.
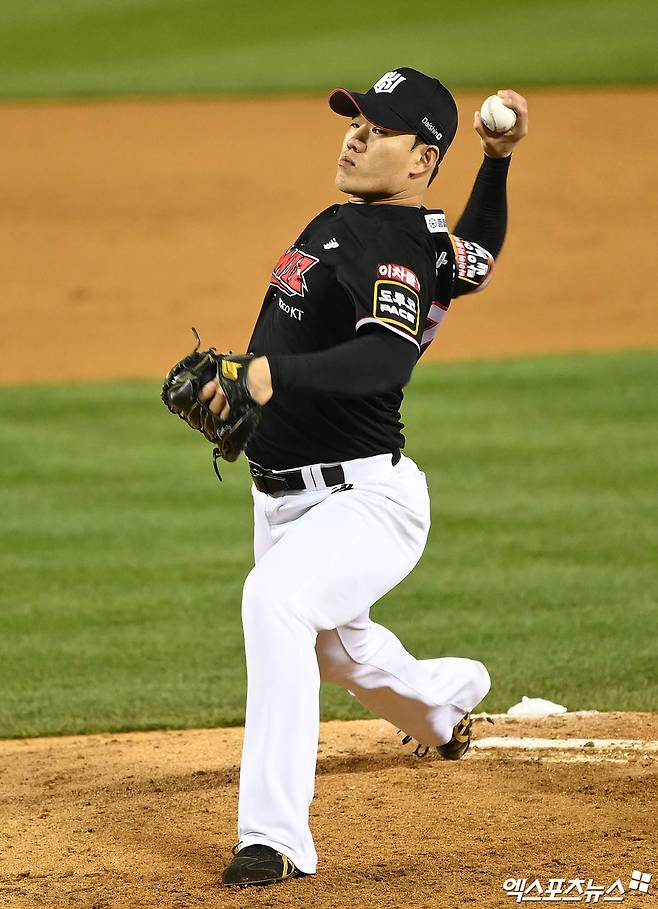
[410, 144, 439, 180]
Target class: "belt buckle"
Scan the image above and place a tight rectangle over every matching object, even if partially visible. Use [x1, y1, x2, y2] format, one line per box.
[250, 463, 289, 496]
[249, 462, 266, 480]
[264, 475, 289, 495]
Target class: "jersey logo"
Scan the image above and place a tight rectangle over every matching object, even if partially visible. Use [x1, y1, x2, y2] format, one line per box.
[331, 483, 353, 494]
[323, 238, 339, 249]
[373, 71, 406, 94]
[435, 250, 449, 272]
[377, 263, 420, 292]
[270, 246, 319, 297]
[373, 280, 420, 335]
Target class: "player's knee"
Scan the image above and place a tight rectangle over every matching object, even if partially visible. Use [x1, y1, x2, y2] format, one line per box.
[316, 632, 354, 684]
[316, 653, 346, 684]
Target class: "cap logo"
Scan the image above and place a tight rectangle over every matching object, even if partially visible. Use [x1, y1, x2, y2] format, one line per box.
[373, 71, 406, 94]
[422, 116, 443, 141]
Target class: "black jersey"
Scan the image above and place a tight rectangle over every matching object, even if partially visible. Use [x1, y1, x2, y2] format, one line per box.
[246, 202, 493, 470]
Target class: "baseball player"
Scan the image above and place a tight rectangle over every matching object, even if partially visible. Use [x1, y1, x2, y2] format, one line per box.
[199, 68, 528, 887]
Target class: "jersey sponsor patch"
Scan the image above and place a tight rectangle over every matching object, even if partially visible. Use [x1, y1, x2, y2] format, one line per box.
[372, 280, 420, 335]
[270, 246, 319, 297]
[451, 235, 494, 290]
[424, 212, 448, 234]
[376, 262, 420, 291]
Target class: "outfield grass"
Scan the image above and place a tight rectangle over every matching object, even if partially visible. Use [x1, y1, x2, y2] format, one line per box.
[0, 350, 656, 738]
[0, 0, 656, 100]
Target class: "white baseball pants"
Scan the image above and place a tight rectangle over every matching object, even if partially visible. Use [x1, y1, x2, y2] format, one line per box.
[236, 453, 491, 873]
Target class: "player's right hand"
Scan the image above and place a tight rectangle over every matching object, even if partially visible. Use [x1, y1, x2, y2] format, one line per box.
[474, 90, 528, 159]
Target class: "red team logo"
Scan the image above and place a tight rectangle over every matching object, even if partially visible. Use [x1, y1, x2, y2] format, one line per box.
[271, 246, 319, 297]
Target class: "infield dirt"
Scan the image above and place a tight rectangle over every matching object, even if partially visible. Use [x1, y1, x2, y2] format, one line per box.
[1, 90, 657, 908]
[1, 88, 657, 383]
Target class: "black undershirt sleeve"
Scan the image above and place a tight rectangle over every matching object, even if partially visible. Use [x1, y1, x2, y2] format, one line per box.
[453, 154, 511, 258]
[267, 326, 417, 399]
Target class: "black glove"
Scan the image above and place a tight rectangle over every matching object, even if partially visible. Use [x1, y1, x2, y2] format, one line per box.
[161, 328, 261, 468]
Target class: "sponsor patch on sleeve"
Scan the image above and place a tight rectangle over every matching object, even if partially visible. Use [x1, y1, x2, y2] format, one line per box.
[376, 262, 420, 291]
[451, 235, 494, 291]
[372, 280, 420, 335]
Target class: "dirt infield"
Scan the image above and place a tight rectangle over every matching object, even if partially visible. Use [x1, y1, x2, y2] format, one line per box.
[1, 714, 656, 909]
[1, 88, 657, 384]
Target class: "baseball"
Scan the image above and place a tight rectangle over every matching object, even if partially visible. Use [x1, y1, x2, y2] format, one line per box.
[480, 94, 517, 133]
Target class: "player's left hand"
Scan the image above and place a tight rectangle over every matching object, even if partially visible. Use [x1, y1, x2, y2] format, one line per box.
[199, 356, 273, 417]
[199, 378, 230, 420]
[474, 90, 528, 159]
[162, 333, 263, 463]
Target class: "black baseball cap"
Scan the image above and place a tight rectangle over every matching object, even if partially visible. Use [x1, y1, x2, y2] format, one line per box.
[329, 67, 458, 159]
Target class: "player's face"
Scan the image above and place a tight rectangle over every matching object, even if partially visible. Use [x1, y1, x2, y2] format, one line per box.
[335, 114, 432, 202]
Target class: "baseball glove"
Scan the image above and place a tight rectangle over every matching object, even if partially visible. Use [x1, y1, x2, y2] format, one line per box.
[161, 328, 261, 475]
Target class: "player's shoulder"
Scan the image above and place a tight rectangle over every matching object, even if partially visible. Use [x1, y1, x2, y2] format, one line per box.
[298, 204, 342, 238]
[449, 234, 495, 296]
[339, 202, 442, 256]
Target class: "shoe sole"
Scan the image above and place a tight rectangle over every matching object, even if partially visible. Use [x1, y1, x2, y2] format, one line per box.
[223, 871, 306, 888]
[437, 717, 472, 760]
[399, 716, 472, 761]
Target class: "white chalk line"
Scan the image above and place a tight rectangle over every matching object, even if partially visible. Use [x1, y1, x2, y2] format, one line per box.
[473, 737, 658, 752]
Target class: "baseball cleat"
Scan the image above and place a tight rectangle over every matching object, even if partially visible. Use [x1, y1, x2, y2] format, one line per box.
[436, 713, 472, 760]
[398, 713, 473, 761]
[222, 843, 305, 887]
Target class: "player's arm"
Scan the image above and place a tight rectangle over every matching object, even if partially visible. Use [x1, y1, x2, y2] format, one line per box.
[453, 155, 510, 263]
[452, 90, 528, 297]
[201, 260, 428, 409]
[264, 328, 416, 400]
[199, 329, 416, 411]
[199, 232, 432, 410]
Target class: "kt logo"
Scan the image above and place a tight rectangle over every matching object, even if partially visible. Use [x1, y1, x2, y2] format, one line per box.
[373, 71, 406, 94]
[271, 246, 319, 297]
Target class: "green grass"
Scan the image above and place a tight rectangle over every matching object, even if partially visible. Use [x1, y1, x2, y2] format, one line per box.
[0, 0, 656, 100]
[0, 350, 656, 738]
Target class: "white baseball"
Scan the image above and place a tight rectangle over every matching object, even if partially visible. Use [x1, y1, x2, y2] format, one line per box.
[480, 95, 517, 133]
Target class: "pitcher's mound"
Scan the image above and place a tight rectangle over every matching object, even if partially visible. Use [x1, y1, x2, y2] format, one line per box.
[2, 713, 657, 908]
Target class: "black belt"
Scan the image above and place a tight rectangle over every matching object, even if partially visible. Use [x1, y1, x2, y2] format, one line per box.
[250, 449, 401, 496]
